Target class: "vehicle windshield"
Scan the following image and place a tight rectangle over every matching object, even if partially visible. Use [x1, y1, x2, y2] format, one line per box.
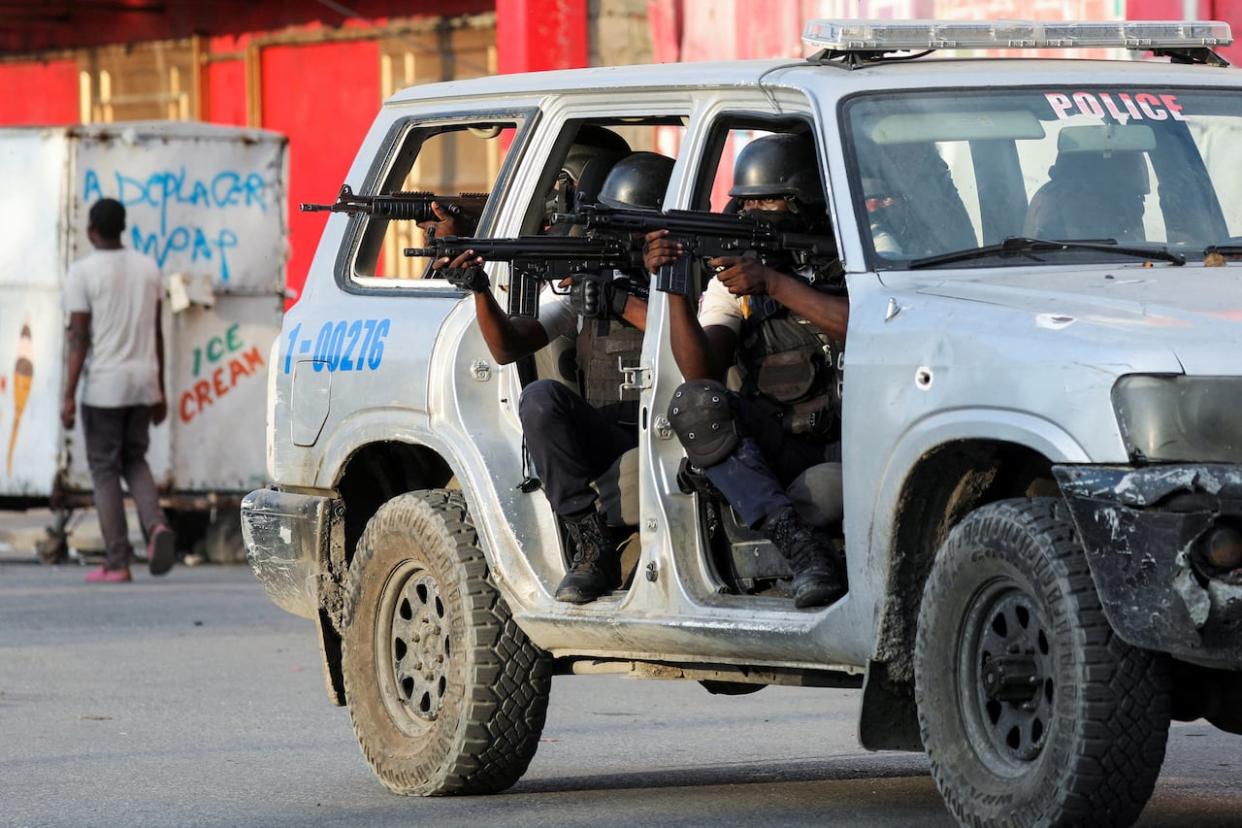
[843, 87, 1242, 269]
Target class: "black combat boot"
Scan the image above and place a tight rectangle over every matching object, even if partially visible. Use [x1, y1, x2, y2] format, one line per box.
[762, 505, 847, 609]
[555, 509, 621, 604]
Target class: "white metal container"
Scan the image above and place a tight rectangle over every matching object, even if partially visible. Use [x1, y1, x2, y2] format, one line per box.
[0, 122, 287, 510]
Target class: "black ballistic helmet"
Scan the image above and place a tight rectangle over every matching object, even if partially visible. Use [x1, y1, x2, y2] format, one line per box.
[728, 133, 824, 207]
[596, 151, 675, 210]
[561, 125, 631, 207]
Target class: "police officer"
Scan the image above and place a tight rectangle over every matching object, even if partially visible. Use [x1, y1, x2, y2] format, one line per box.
[436, 149, 676, 604]
[645, 133, 849, 608]
[418, 124, 629, 241]
[862, 176, 904, 257]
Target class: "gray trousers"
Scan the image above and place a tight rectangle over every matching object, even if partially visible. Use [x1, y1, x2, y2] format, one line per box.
[81, 404, 167, 570]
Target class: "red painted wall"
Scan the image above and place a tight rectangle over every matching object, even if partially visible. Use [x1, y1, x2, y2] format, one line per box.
[259, 39, 382, 301]
[1213, 1, 1242, 63]
[205, 59, 248, 127]
[0, 1, 489, 54]
[1127, 0, 1242, 64]
[496, 0, 587, 73]
[0, 60, 78, 125]
[204, 35, 248, 127]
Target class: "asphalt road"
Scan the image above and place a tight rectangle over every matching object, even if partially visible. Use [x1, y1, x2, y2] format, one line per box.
[2, 563, 1240, 828]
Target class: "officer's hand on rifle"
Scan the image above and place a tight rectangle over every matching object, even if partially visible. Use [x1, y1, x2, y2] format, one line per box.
[568, 273, 632, 321]
[418, 202, 463, 244]
[642, 229, 684, 274]
[432, 249, 490, 293]
[710, 255, 778, 296]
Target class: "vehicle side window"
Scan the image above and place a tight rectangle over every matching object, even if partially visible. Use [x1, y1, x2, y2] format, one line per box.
[508, 115, 685, 388]
[517, 117, 686, 235]
[352, 119, 521, 283]
[691, 118, 827, 210]
[688, 116, 831, 293]
[700, 127, 777, 212]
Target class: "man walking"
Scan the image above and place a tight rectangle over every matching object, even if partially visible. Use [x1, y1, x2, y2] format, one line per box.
[62, 198, 176, 583]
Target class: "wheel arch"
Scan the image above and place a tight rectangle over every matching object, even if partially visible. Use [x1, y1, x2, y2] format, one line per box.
[334, 440, 456, 570]
[316, 436, 458, 707]
[858, 421, 1079, 750]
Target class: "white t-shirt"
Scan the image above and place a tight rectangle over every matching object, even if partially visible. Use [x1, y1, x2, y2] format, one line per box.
[697, 276, 746, 334]
[535, 284, 580, 341]
[63, 248, 163, 408]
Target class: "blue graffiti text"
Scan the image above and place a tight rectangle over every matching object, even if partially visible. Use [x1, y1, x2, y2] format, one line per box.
[131, 224, 239, 282]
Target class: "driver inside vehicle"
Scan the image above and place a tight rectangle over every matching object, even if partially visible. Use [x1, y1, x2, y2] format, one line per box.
[862, 175, 904, 257]
[644, 132, 850, 609]
[1024, 149, 1150, 243]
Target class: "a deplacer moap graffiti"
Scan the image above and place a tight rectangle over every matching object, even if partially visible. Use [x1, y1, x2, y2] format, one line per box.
[7, 321, 33, 475]
[82, 166, 272, 283]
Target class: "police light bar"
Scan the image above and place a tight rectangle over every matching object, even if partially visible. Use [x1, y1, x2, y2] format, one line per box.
[802, 19, 1232, 52]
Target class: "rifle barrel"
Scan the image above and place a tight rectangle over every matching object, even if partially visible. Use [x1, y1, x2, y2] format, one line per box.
[407, 235, 630, 257]
[298, 190, 489, 220]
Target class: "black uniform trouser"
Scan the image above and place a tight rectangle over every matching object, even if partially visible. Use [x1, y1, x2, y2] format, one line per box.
[518, 379, 638, 517]
[700, 394, 833, 529]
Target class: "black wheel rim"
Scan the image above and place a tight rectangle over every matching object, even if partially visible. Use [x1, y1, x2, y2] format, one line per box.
[376, 560, 452, 731]
[958, 577, 1056, 773]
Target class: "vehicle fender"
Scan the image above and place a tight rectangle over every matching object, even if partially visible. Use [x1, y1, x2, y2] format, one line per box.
[315, 408, 450, 490]
[863, 406, 1089, 612]
[313, 407, 546, 614]
[854, 409, 1090, 751]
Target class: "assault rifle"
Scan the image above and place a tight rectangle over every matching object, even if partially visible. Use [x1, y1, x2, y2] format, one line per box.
[301, 185, 487, 233]
[405, 235, 643, 319]
[550, 205, 840, 295]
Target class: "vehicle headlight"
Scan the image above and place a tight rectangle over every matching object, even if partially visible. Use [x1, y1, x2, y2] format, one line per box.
[1112, 375, 1242, 464]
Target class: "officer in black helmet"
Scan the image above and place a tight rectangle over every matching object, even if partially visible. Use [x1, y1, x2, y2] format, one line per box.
[644, 132, 849, 609]
[418, 124, 630, 240]
[727, 133, 824, 215]
[435, 147, 676, 604]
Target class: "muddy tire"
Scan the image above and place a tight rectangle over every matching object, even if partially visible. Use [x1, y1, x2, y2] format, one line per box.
[915, 498, 1171, 827]
[341, 490, 550, 795]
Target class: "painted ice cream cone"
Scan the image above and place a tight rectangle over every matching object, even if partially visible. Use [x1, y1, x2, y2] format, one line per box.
[7, 323, 34, 476]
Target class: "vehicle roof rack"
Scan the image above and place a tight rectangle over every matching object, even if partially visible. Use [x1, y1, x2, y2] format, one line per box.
[802, 19, 1233, 69]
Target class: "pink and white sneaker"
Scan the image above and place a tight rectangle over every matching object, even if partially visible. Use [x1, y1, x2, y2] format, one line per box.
[147, 523, 176, 576]
[85, 565, 132, 583]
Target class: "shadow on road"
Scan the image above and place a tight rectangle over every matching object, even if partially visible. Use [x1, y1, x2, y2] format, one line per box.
[512, 753, 930, 795]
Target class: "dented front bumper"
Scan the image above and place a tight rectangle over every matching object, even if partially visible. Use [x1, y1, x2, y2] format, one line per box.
[240, 488, 332, 620]
[1055, 464, 1242, 669]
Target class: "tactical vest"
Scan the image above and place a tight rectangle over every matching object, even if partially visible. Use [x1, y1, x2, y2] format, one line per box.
[576, 320, 644, 407]
[736, 292, 843, 439]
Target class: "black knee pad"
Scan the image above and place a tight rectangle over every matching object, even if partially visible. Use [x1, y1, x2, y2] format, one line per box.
[667, 379, 738, 467]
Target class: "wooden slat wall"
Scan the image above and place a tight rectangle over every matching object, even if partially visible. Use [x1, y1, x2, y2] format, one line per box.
[79, 40, 195, 123]
[378, 24, 499, 279]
